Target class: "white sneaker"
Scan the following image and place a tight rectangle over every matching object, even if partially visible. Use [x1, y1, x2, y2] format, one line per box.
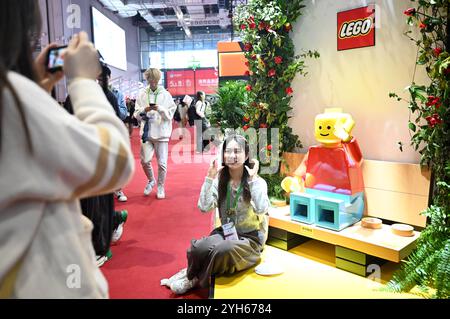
[156, 185, 165, 199]
[112, 210, 128, 243]
[144, 180, 156, 196]
[170, 276, 198, 295]
[96, 255, 107, 267]
[160, 268, 187, 287]
[115, 190, 127, 202]
[112, 223, 123, 243]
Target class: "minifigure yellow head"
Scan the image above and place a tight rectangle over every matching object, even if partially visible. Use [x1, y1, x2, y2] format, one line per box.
[314, 108, 355, 146]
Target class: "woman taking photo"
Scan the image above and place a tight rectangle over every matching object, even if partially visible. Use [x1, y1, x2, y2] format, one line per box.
[0, 1, 134, 298]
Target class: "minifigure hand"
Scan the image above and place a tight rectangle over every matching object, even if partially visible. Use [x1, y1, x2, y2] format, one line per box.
[334, 122, 351, 142]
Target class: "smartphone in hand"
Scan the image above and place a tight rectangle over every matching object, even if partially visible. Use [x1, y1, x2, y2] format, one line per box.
[46, 45, 68, 73]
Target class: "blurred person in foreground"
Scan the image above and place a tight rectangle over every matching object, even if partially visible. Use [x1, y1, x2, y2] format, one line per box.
[0, 1, 134, 298]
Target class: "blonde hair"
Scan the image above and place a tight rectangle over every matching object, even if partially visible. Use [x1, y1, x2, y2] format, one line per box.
[144, 68, 161, 83]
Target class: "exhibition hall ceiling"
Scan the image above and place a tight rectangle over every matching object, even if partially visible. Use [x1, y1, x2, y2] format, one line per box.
[98, 0, 247, 35]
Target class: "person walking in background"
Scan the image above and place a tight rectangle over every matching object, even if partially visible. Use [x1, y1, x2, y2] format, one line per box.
[98, 65, 128, 203]
[177, 95, 191, 140]
[105, 66, 127, 121]
[0, 0, 134, 298]
[62, 64, 130, 267]
[173, 98, 183, 139]
[124, 97, 136, 137]
[194, 91, 211, 153]
[134, 68, 176, 200]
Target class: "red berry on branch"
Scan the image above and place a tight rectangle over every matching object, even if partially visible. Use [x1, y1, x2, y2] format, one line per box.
[403, 8, 416, 16]
[433, 47, 442, 57]
[244, 43, 253, 51]
[274, 56, 283, 64]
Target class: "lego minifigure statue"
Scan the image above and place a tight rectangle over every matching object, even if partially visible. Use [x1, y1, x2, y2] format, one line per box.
[290, 108, 365, 231]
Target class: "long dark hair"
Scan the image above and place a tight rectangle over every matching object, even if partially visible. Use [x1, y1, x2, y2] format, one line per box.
[218, 135, 252, 213]
[100, 64, 111, 94]
[0, 0, 42, 153]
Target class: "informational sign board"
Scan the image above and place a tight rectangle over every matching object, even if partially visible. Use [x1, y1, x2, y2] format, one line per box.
[166, 68, 218, 96]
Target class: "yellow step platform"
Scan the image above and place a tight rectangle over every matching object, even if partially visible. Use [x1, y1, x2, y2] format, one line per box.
[213, 241, 423, 299]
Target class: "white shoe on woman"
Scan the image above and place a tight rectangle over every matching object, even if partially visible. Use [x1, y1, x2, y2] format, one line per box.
[160, 268, 187, 287]
[170, 276, 198, 295]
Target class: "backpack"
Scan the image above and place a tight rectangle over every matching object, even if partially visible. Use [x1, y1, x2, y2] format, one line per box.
[187, 100, 201, 126]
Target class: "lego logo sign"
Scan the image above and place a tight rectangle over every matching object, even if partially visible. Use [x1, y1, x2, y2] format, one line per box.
[340, 18, 372, 38]
[337, 5, 375, 51]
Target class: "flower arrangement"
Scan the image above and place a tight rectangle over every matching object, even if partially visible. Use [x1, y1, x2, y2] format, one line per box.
[234, 0, 319, 154]
[387, 0, 449, 299]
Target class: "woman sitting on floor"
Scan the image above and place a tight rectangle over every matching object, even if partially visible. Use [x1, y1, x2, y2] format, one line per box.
[161, 134, 270, 294]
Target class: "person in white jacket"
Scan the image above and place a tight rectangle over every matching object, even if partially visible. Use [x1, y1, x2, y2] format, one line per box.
[0, 1, 134, 298]
[134, 68, 176, 199]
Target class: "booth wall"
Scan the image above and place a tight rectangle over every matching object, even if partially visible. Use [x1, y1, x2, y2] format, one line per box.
[290, 0, 429, 163]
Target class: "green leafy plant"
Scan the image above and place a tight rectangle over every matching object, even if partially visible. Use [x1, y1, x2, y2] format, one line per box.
[231, 0, 318, 197]
[234, 0, 319, 154]
[387, 0, 450, 299]
[260, 172, 285, 199]
[209, 80, 250, 132]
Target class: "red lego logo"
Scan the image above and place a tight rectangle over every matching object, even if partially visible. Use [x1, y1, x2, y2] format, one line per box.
[337, 5, 375, 51]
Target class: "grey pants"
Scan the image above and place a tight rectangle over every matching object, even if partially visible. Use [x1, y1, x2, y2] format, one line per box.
[140, 140, 168, 187]
[187, 227, 263, 288]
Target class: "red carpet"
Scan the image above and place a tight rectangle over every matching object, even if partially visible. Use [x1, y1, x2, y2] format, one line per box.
[101, 125, 215, 299]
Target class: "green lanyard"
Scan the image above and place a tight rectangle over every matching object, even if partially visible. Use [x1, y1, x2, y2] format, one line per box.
[147, 87, 160, 105]
[226, 183, 243, 215]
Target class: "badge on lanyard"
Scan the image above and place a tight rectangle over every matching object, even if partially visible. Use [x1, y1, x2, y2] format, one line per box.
[222, 221, 239, 241]
[223, 183, 242, 241]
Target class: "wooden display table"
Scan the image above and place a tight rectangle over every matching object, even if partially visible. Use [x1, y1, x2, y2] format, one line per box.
[268, 205, 419, 263]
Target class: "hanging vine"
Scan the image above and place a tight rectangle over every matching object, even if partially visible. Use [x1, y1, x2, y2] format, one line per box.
[387, 0, 449, 299]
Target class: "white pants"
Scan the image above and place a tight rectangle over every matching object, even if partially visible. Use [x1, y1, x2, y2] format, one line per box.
[140, 140, 168, 187]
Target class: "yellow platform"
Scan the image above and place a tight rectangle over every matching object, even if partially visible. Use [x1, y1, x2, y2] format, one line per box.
[213, 241, 423, 299]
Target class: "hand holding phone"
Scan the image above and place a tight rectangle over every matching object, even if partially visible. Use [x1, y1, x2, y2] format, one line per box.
[63, 32, 102, 81]
[34, 43, 65, 93]
[145, 104, 158, 112]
